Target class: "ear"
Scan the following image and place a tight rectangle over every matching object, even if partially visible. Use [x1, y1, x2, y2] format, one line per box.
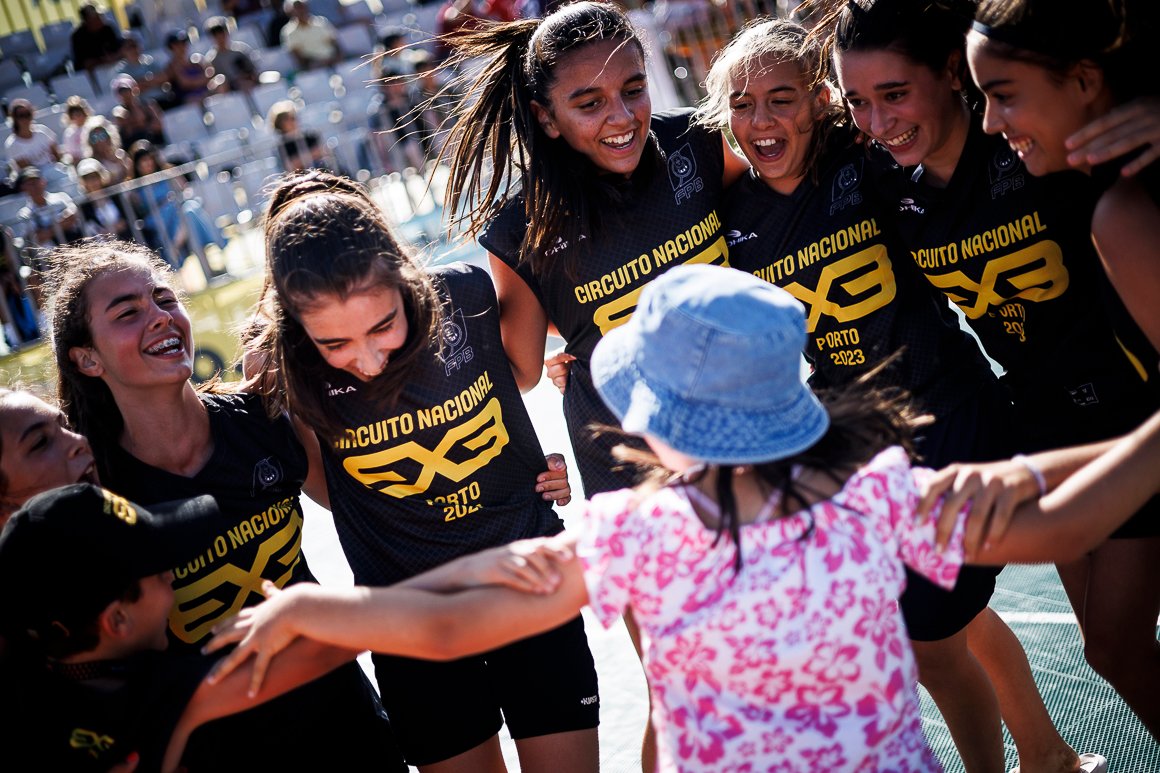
[945, 49, 964, 92]
[98, 602, 130, 639]
[1073, 60, 1106, 103]
[531, 100, 560, 139]
[69, 345, 104, 378]
[813, 82, 833, 118]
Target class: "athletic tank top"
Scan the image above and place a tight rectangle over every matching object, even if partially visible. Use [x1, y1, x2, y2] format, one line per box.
[480, 109, 728, 495]
[319, 263, 562, 587]
[724, 126, 993, 418]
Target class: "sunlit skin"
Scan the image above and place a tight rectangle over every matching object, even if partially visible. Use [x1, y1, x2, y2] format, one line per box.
[966, 32, 1107, 176]
[70, 267, 195, 394]
[129, 571, 179, 653]
[834, 48, 972, 186]
[728, 57, 827, 195]
[296, 286, 410, 382]
[532, 39, 652, 178]
[0, 392, 97, 522]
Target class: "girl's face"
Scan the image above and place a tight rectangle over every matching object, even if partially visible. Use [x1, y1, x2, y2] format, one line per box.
[136, 154, 157, 176]
[0, 392, 97, 518]
[533, 39, 651, 177]
[124, 571, 177, 652]
[68, 109, 87, 126]
[966, 33, 1095, 176]
[296, 285, 410, 382]
[834, 48, 968, 178]
[728, 57, 824, 195]
[70, 267, 195, 392]
[644, 435, 699, 474]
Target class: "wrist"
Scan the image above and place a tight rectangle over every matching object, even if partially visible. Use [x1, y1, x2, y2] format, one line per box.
[1011, 454, 1048, 497]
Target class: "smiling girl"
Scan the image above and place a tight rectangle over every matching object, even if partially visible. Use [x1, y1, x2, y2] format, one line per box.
[244, 171, 596, 773]
[432, 1, 748, 498]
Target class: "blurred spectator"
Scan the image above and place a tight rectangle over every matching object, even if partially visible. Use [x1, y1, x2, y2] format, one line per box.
[59, 97, 94, 166]
[16, 167, 83, 250]
[4, 100, 69, 187]
[363, 34, 427, 173]
[0, 257, 39, 348]
[77, 157, 136, 240]
[435, 0, 485, 61]
[111, 74, 166, 147]
[128, 140, 224, 268]
[204, 16, 260, 92]
[162, 29, 220, 108]
[280, 1, 341, 71]
[114, 32, 170, 107]
[268, 100, 328, 172]
[222, 0, 269, 21]
[83, 118, 130, 185]
[71, 3, 124, 73]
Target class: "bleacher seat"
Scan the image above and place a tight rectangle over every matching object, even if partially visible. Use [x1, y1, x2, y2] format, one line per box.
[248, 81, 291, 120]
[0, 58, 26, 92]
[22, 51, 68, 84]
[40, 21, 75, 53]
[50, 72, 99, 104]
[292, 69, 340, 104]
[6, 82, 52, 108]
[233, 25, 266, 52]
[343, 0, 378, 26]
[161, 102, 209, 147]
[0, 30, 40, 59]
[254, 47, 296, 80]
[336, 24, 375, 59]
[204, 92, 256, 133]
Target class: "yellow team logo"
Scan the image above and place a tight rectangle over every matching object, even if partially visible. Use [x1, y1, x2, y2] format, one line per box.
[99, 488, 137, 525]
[169, 510, 303, 644]
[342, 397, 510, 499]
[782, 245, 897, 332]
[925, 240, 1068, 319]
[70, 728, 115, 758]
[591, 238, 729, 335]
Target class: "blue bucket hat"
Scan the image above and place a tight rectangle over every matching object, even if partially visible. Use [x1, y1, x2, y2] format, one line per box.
[591, 264, 830, 465]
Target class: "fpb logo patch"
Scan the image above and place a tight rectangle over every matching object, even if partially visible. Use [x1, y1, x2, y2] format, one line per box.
[668, 143, 703, 204]
[989, 146, 1024, 199]
[830, 159, 864, 214]
[441, 307, 474, 376]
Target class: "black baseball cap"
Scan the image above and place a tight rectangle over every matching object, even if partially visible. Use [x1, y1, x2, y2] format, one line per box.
[0, 484, 221, 637]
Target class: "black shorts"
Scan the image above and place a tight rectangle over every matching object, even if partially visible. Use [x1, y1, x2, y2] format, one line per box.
[371, 615, 599, 766]
[903, 383, 1012, 641]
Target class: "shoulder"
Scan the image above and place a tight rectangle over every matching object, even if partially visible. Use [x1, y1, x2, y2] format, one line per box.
[652, 108, 718, 151]
[429, 261, 493, 294]
[1094, 175, 1159, 248]
[479, 195, 527, 259]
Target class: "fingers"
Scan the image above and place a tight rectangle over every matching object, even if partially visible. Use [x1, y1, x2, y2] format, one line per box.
[917, 465, 959, 523]
[1119, 144, 1160, 177]
[500, 550, 561, 593]
[538, 453, 572, 505]
[109, 752, 140, 773]
[1066, 97, 1160, 172]
[544, 352, 576, 394]
[248, 649, 272, 699]
[204, 638, 252, 686]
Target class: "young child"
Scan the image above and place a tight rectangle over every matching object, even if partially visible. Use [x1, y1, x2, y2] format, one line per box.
[209, 264, 1160, 772]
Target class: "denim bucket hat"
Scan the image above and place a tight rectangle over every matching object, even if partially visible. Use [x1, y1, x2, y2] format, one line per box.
[591, 264, 830, 465]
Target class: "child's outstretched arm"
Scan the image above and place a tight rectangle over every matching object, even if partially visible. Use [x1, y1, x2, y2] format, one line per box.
[959, 410, 1160, 564]
[203, 535, 587, 695]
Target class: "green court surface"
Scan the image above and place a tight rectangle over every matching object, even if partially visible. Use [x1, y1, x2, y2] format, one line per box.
[919, 564, 1159, 773]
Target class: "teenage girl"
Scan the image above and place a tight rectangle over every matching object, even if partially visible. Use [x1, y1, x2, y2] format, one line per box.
[703, 17, 1081, 773]
[813, 0, 1160, 750]
[43, 239, 409, 773]
[207, 265, 1160, 773]
[964, 0, 1160, 739]
[433, 0, 749, 497]
[243, 171, 598, 773]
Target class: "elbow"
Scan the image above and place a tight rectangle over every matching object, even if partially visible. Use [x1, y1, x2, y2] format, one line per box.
[420, 614, 482, 661]
[513, 367, 543, 393]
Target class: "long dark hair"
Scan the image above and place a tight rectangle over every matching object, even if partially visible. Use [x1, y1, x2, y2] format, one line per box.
[433, 1, 655, 277]
[43, 238, 178, 467]
[618, 376, 922, 572]
[248, 171, 440, 440]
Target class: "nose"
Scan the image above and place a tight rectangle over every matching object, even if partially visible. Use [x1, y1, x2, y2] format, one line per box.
[752, 100, 774, 129]
[354, 344, 388, 379]
[65, 427, 91, 460]
[981, 98, 1003, 135]
[868, 104, 893, 140]
[607, 96, 633, 126]
[147, 300, 175, 329]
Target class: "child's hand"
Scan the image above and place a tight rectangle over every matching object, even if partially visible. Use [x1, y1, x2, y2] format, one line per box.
[202, 580, 309, 698]
[917, 459, 1041, 555]
[1067, 96, 1160, 176]
[537, 453, 572, 506]
[545, 350, 576, 394]
[456, 538, 575, 594]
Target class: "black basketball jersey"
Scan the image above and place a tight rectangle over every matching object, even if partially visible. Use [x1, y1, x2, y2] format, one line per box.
[319, 263, 562, 587]
[480, 109, 728, 495]
[723, 128, 992, 418]
[896, 119, 1154, 445]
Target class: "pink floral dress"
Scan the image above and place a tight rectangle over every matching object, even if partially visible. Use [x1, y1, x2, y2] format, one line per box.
[576, 446, 966, 773]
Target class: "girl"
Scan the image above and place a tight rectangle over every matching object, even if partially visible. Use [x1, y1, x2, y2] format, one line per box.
[59, 96, 93, 165]
[84, 118, 131, 186]
[816, 0, 1160, 750]
[964, 0, 1160, 739]
[127, 140, 224, 270]
[703, 17, 1078, 773]
[208, 265, 1160, 773]
[436, 0, 749, 497]
[44, 238, 409, 773]
[243, 171, 597, 773]
[4, 99, 64, 179]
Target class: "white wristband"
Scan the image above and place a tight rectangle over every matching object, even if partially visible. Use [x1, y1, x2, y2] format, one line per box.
[1011, 454, 1048, 497]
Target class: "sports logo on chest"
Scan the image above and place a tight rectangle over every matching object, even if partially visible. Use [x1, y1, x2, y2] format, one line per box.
[668, 143, 704, 204]
[441, 307, 475, 376]
[829, 159, 864, 215]
[988, 146, 1025, 199]
[251, 455, 284, 495]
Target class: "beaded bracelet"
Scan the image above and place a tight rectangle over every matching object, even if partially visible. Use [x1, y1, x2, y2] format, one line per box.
[1011, 453, 1048, 497]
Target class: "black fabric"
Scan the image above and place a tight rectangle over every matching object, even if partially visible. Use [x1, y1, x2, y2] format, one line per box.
[320, 263, 563, 591]
[723, 127, 995, 419]
[480, 109, 728, 496]
[100, 391, 404, 772]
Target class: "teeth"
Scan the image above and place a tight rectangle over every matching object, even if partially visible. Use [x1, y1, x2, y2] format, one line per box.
[145, 336, 181, 354]
[1007, 136, 1033, 154]
[754, 138, 782, 147]
[882, 127, 918, 147]
[601, 131, 634, 146]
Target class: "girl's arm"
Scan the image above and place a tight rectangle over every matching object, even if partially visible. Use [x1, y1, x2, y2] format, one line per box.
[1092, 177, 1160, 355]
[489, 253, 550, 392]
[291, 413, 332, 510]
[395, 537, 572, 594]
[163, 638, 359, 773]
[721, 134, 750, 187]
[966, 410, 1160, 565]
[203, 545, 588, 694]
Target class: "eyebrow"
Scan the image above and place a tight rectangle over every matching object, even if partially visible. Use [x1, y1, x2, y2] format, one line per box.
[843, 80, 909, 97]
[105, 291, 142, 311]
[567, 71, 646, 101]
[311, 308, 399, 345]
[732, 84, 797, 99]
[978, 78, 1012, 92]
[19, 418, 49, 444]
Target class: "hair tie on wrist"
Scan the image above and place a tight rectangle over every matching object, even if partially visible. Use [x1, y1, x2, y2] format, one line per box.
[1011, 454, 1048, 497]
